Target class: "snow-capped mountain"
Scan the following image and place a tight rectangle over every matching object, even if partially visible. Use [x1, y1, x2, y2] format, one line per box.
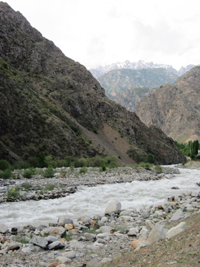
[89, 60, 195, 78]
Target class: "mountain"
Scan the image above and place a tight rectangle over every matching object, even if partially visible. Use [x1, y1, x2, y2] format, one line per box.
[0, 2, 185, 164]
[112, 87, 154, 112]
[136, 66, 200, 143]
[90, 60, 195, 78]
[98, 68, 178, 99]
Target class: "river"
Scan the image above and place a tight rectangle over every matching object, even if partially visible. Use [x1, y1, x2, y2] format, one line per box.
[0, 167, 200, 228]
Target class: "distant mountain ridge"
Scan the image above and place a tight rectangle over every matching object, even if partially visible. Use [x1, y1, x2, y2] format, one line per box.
[90, 60, 195, 78]
[98, 68, 178, 99]
[135, 66, 200, 143]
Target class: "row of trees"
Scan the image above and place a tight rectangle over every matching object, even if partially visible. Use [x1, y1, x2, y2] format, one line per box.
[175, 140, 200, 159]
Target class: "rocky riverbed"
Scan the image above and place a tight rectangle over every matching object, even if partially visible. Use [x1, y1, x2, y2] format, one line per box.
[0, 166, 200, 267]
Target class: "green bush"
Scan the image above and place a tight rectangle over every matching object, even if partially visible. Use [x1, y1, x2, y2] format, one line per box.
[0, 159, 10, 171]
[145, 154, 155, 163]
[100, 164, 106, 172]
[7, 187, 20, 199]
[13, 161, 30, 170]
[22, 168, 35, 179]
[93, 128, 98, 134]
[155, 165, 163, 173]
[44, 167, 55, 178]
[0, 169, 12, 179]
[79, 166, 87, 174]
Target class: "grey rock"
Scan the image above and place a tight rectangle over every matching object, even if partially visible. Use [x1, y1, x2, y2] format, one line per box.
[56, 256, 71, 264]
[101, 258, 113, 264]
[84, 233, 96, 241]
[41, 226, 66, 237]
[171, 209, 185, 221]
[166, 222, 187, 239]
[30, 236, 48, 248]
[87, 258, 101, 267]
[147, 223, 167, 244]
[69, 239, 84, 248]
[0, 224, 8, 234]
[99, 225, 112, 233]
[146, 220, 155, 230]
[139, 227, 149, 240]
[127, 227, 139, 237]
[48, 241, 65, 250]
[46, 236, 59, 243]
[141, 210, 150, 219]
[62, 250, 76, 259]
[105, 199, 121, 215]
[57, 217, 73, 226]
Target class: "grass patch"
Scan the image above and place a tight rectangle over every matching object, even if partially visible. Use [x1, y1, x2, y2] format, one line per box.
[7, 187, 20, 199]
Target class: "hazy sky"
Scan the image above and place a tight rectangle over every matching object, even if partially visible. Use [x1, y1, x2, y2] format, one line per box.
[4, 0, 200, 70]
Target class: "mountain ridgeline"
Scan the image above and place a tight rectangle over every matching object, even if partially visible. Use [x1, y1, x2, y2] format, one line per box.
[136, 66, 200, 143]
[0, 2, 185, 165]
[90, 60, 194, 78]
[98, 68, 178, 99]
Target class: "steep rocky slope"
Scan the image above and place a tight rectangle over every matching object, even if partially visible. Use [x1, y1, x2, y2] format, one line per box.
[98, 68, 178, 99]
[112, 87, 154, 112]
[0, 2, 185, 164]
[136, 66, 200, 143]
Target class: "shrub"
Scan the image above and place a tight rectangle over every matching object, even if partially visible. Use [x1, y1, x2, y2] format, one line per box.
[7, 187, 20, 199]
[144, 163, 151, 170]
[70, 162, 75, 172]
[22, 168, 35, 179]
[0, 169, 12, 179]
[93, 128, 98, 134]
[100, 164, 106, 172]
[13, 161, 30, 170]
[145, 154, 155, 163]
[0, 159, 10, 171]
[44, 167, 55, 178]
[79, 166, 87, 174]
[155, 165, 163, 173]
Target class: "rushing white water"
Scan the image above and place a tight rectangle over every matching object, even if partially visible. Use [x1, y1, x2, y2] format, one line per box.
[0, 167, 200, 228]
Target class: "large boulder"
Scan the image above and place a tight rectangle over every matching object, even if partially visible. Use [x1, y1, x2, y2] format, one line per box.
[105, 200, 121, 215]
[166, 222, 187, 239]
[147, 223, 167, 244]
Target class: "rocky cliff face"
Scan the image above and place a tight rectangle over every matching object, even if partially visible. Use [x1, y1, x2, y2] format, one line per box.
[112, 87, 154, 112]
[0, 2, 185, 164]
[136, 66, 200, 143]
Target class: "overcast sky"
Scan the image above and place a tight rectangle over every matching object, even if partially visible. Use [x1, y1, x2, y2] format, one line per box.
[4, 0, 200, 70]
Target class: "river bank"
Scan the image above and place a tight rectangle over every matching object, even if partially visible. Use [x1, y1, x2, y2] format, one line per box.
[0, 165, 200, 267]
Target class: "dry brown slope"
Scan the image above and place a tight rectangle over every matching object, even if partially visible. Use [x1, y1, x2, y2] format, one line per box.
[107, 212, 200, 267]
[136, 66, 200, 143]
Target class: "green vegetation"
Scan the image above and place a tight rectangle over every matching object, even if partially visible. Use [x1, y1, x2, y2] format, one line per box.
[45, 184, 55, 191]
[22, 168, 36, 178]
[154, 165, 163, 173]
[93, 128, 98, 134]
[44, 167, 55, 178]
[79, 166, 87, 174]
[175, 140, 200, 159]
[136, 162, 153, 170]
[69, 124, 81, 136]
[0, 169, 12, 179]
[0, 159, 10, 170]
[7, 187, 20, 199]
